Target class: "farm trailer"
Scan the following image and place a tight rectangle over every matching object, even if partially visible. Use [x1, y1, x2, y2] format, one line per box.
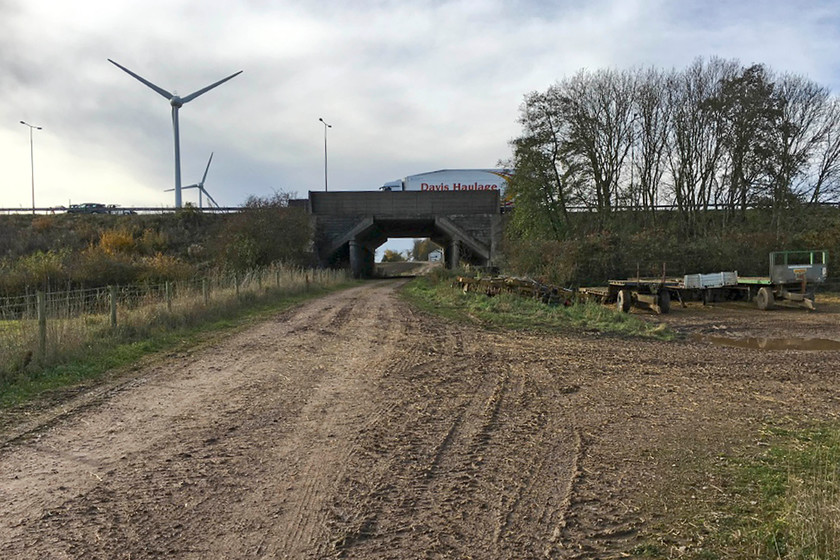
[579, 279, 676, 314]
[581, 250, 828, 314]
[731, 250, 828, 311]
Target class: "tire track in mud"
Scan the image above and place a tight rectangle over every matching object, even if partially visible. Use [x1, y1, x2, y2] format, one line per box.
[319, 323, 586, 560]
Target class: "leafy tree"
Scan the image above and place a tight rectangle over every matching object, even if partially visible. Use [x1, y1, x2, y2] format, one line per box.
[381, 249, 406, 262]
[707, 64, 783, 218]
[410, 239, 440, 261]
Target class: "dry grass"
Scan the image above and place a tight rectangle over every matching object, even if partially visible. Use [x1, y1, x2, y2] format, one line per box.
[783, 430, 840, 559]
[0, 264, 349, 394]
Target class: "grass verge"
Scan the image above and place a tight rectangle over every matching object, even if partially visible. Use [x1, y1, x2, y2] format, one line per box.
[0, 280, 357, 411]
[634, 423, 840, 559]
[400, 271, 674, 340]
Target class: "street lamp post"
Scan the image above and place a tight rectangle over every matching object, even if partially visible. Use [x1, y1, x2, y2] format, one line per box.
[20, 121, 42, 214]
[319, 117, 332, 192]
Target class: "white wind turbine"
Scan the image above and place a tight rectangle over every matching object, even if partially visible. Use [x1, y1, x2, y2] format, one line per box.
[108, 59, 242, 208]
[166, 152, 220, 208]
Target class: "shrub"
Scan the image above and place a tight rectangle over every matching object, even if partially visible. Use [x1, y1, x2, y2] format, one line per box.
[98, 227, 137, 256]
[140, 253, 195, 283]
[212, 193, 313, 271]
[71, 246, 137, 287]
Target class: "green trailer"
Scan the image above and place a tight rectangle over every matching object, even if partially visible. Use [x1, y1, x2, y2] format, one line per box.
[737, 250, 828, 310]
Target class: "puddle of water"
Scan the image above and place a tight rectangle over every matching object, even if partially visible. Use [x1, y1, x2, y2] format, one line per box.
[691, 334, 840, 351]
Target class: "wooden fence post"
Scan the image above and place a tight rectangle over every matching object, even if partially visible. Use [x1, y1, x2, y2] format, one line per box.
[37, 291, 46, 357]
[109, 285, 117, 328]
[235, 273, 240, 299]
[165, 281, 172, 312]
[65, 280, 71, 318]
[202, 278, 209, 305]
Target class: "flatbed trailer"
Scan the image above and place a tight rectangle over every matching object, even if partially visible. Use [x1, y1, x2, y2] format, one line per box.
[579, 279, 677, 314]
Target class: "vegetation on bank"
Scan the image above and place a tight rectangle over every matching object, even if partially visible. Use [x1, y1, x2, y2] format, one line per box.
[0, 193, 311, 296]
[636, 423, 840, 560]
[401, 269, 673, 340]
[502, 208, 840, 288]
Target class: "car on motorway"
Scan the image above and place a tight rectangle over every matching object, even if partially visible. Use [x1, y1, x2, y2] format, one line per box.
[106, 204, 136, 215]
[67, 203, 109, 214]
[66, 203, 136, 215]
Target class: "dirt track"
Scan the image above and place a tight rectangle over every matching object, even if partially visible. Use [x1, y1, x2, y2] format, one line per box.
[2, 281, 840, 558]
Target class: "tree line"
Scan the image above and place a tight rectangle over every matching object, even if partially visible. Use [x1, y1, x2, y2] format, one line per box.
[507, 57, 840, 239]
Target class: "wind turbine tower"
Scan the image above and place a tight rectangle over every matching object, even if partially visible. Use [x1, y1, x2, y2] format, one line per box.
[108, 59, 242, 208]
[167, 152, 220, 208]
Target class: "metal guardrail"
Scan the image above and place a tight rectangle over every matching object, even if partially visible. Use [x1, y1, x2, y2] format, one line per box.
[0, 207, 243, 215]
[2, 200, 840, 215]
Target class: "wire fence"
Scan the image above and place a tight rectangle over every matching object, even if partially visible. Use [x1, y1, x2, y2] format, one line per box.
[0, 264, 349, 381]
[0, 266, 341, 322]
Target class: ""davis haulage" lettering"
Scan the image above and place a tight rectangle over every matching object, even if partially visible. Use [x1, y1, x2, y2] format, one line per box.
[420, 182, 500, 191]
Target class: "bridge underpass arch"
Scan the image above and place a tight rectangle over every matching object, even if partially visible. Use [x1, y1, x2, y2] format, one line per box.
[309, 191, 501, 278]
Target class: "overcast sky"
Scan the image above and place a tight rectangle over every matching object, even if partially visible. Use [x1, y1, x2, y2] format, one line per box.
[2, 0, 839, 253]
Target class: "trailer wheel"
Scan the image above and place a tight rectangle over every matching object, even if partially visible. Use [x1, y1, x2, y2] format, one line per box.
[756, 286, 775, 310]
[616, 289, 632, 313]
[657, 289, 671, 314]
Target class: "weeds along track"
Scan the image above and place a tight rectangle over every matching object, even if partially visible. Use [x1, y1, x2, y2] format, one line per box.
[3, 281, 840, 558]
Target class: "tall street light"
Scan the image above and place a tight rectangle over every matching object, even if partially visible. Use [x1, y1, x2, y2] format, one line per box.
[20, 121, 42, 214]
[319, 117, 332, 191]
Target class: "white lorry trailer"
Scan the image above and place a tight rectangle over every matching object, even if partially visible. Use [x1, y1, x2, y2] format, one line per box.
[381, 168, 513, 193]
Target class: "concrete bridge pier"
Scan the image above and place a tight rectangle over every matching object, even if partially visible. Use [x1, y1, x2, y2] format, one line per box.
[349, 240, 375, 278]
[446, 239, 461, 269]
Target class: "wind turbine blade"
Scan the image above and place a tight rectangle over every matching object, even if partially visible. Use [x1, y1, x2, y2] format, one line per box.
[201, 152, 214, 185]
[202, 187, 220, 208]
[182, 184, 200, 189]
[180, 70, 243, 104]
[108, 59, 173, 100]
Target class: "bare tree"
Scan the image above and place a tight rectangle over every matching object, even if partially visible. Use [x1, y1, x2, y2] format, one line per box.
[811, 97, 840, 203]
[631, 67, 671, 218]
[665, 58, 736, 233]
[551, 69, 637, 215]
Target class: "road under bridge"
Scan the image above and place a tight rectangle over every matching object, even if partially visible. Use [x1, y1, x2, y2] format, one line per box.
[308, 191, 502, 278]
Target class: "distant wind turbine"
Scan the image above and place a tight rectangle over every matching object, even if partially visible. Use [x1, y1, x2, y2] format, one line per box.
[108, 59, 242, 208]
[166, 152, 219, 208]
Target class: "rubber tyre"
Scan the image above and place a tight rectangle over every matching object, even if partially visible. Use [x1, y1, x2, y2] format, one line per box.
[616, 289, 632, 313]
[657, 289, 671, 314]
[756, 286, 775, 311]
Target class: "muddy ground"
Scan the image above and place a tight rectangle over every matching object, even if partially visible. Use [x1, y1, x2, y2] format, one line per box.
[1, 281, 839, 559]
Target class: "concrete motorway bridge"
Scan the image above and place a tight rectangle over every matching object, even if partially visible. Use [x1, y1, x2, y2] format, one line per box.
[308, 191, 503, 278]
